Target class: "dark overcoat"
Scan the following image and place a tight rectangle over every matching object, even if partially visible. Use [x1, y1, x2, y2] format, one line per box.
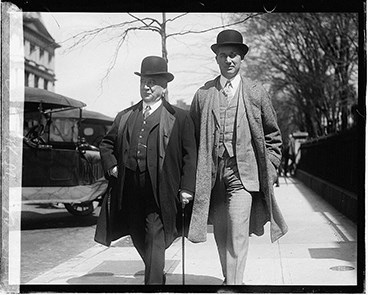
[95, 99, 197, 248]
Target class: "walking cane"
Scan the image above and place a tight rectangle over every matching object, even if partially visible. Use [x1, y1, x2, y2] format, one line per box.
[181, 202, 186, 285]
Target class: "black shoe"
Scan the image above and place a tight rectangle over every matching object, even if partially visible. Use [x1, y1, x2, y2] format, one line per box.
[163, 273, 166, 285]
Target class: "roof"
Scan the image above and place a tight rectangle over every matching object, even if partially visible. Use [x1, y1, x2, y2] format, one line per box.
[52, 108, 114, 124]
[25, 87, 86, 112]
[23, 12, 60, 48]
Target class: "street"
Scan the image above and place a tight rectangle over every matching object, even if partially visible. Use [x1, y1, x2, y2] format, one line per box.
[21, 203, 103, 284]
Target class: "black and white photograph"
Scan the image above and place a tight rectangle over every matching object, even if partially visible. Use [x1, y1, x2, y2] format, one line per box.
[1, 1, 365, 293]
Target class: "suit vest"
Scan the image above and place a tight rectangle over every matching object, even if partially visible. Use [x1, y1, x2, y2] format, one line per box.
[218, 86, 239, 158]
[126, 105, 162, 172]
[217, 81, 260, 191]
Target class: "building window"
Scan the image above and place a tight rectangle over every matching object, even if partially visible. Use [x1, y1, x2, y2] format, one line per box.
[30, 43, 35, 55]
[39, 48, 44, 60]
[34, 76, 39, 88]
[44, 79, 48, 90]
[25, 71, 29, 87]
[48, 52, 53, 64]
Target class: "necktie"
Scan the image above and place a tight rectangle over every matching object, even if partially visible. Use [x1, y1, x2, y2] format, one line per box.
[223, 80, 233, 102]
[143, 105, 151, 119]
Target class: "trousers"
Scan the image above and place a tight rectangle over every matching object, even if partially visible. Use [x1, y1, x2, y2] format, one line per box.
[209, 155, 253, 285]
[125, 168, 165, 285]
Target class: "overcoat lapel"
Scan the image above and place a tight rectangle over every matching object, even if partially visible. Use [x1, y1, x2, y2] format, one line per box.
[115, 102, 141, 210]
[117, 101, 142, 151]
[211, 77, 221, 128]
[239, 78, 260, 140]
[126, 104, 142, 142]
[236, 82, 247, 126]
[159, 103, 176, 171]
[240, 83, 253, 125]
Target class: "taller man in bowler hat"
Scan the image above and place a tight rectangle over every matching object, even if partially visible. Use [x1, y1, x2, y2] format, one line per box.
[96, 56, 197, 284]
[188, 29, 288, 285]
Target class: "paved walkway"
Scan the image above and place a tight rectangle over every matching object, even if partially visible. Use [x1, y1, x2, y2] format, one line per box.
[25, 177, 359, 290]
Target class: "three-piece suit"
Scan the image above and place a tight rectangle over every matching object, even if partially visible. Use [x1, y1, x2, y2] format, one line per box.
[95, 99, 197, 284]
[188, 72, 288, 284]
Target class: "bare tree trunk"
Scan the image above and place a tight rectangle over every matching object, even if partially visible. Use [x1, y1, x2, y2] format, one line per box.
[161, 13, 168, 62]
[160, 13, 169, 102]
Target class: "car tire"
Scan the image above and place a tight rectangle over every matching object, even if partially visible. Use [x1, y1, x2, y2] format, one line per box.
[64, 201, 97, 216]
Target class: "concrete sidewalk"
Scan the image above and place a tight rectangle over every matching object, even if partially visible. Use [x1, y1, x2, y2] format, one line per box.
[26, 177, 358, 288]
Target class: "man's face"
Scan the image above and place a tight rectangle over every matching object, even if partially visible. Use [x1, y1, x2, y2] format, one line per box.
[216, 45, 243, 79]
[140, 75, 167, 103]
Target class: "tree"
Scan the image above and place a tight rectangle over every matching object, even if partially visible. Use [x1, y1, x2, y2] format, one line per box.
[62, 13, 260, 89]
[233, 13, 358, 138]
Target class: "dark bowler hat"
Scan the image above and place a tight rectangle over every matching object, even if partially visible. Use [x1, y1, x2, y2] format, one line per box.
[211, 29, 249, 56]
[134, 56, 174, 82]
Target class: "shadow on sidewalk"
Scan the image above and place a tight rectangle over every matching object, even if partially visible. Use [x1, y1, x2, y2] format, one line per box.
[308, 243, 357, 262]
[66, 259, 223, 285]
[67, 272, 223, 285]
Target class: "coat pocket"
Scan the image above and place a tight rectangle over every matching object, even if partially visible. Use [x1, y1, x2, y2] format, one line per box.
[267, 158, 278, 185]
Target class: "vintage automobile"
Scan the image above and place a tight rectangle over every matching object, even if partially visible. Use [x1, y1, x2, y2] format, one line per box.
[22, 87, 114, 216]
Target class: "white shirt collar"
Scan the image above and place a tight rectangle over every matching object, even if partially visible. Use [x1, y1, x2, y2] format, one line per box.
[143, 98, 162, 113]
[220, 74, 241, 90]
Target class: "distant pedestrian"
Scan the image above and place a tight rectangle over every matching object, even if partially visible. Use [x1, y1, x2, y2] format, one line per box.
[188, 29, 288, 285]
[283, 142, 290, 177]
[95, 56, 197, 285]
[284, 134, 296, 176]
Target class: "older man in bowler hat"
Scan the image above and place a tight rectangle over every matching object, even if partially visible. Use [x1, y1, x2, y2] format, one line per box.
[95, 56, 197, 285]
[188, 29, 288, 285]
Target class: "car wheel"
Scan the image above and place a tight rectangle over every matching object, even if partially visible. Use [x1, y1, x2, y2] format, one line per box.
[64, 201, 98, 216]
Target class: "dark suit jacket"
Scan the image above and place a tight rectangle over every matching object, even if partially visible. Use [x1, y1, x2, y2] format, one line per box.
[95, 99, 197, 248]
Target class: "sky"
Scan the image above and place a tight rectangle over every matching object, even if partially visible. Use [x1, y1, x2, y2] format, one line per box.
[41, 13, 237, 117]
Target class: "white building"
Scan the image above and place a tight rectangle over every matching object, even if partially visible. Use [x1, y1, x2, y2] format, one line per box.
[23, 12, 60, 91]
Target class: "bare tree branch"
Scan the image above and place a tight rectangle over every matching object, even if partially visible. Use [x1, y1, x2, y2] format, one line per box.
[60, 13, 262, 100]
[164, 13, 188, 23]
[98, 25, 162, 91]
[61, 15, 164, 52]
[235, 12, 358, 137]
[61, 20, 136, 48]
[127, 13, 162, 28]
[166, 13, 261, 38]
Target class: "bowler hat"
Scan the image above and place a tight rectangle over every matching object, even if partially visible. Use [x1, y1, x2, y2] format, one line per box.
[134, 56, 174, 82]
[211, 29, 249, 56]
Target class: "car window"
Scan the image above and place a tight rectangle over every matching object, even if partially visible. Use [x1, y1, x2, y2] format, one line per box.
[49, 118, 78, 143]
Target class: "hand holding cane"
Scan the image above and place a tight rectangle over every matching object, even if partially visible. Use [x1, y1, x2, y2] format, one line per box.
[180, 190, 193, 285]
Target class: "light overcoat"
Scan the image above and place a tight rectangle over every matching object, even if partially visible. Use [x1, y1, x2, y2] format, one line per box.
[188, 73, 288, 243]
[95, 99, 197, 248]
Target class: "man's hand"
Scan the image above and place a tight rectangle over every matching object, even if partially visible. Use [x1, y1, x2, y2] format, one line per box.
[109, 166, 118, 178]
[180, 190, 193, 206]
